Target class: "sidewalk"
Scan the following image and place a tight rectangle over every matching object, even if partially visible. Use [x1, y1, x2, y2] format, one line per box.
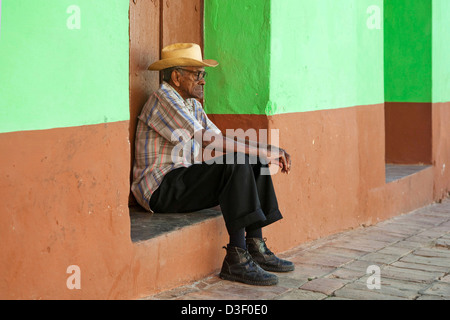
[144, 198, 450, 300]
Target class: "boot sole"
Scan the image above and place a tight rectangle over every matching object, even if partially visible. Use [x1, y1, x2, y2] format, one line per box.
[219, 272, 278, 286]
[259, 264, 295, 273]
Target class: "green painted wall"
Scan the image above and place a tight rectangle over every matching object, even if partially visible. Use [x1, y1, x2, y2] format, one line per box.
[204, 0, 271, 115]
[204, 0, 384, 115]
[384, 0, 432, 103]
[269, 0, 384, 114]
[432, 0, 450, 103]
[0, 0, 129, 134]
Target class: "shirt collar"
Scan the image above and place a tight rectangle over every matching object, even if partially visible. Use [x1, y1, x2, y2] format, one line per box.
[161, 81, 195, 109]
[161, 81, 185, 100]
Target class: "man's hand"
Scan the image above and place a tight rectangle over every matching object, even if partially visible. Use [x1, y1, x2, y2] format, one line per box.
[265, 146, 291, 174]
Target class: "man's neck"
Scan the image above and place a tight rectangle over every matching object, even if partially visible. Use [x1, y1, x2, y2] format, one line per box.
[165, 81, 189, 101]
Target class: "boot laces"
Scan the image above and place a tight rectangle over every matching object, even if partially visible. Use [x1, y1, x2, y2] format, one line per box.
[261, 238, 275, 256]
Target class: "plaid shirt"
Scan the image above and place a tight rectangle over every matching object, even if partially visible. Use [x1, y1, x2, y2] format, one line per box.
[131, 82, 221, 212]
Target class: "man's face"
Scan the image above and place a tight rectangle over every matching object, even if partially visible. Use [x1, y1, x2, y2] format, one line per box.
[174, 67, 206, 100]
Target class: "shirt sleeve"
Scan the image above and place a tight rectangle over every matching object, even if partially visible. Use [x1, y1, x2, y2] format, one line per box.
[145, 93, 204, 145]
[192, 99, 222, 135]
[205, 115, 222, 135]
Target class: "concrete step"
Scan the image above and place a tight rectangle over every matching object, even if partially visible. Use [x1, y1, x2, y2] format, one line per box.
[129, 206, 228, 298]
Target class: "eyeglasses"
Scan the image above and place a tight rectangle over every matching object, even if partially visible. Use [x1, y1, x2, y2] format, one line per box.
[176, 68, 207, 81]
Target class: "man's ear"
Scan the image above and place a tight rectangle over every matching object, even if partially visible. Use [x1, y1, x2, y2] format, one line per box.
[171, 69, 181, 87]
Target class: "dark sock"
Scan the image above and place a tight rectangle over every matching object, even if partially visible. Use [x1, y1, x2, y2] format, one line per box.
[246, 227, 263, 240]
[228, 228, 246, 250]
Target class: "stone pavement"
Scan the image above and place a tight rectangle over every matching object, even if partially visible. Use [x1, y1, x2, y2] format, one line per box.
[145, 198, 450, 300]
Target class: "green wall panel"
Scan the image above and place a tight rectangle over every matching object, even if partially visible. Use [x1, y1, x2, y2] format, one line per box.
[204, 0, 271, 115]
[432, 0, 450, 103]
[0, 0, 129, 133]
[269, 0, 384, 114]
[384, 0, 432, 103]
[204, 0, 384, 115]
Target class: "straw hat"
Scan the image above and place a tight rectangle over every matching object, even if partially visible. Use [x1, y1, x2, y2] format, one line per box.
[148, 43, 219, 71]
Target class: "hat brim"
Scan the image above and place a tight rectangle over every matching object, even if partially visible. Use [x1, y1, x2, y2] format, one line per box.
[148, 58, 219, 71]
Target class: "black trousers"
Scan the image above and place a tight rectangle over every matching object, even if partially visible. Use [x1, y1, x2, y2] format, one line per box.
[149, 153, 283, 234]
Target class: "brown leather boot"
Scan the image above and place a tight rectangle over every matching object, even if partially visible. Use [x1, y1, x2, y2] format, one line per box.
[247, 238, 295, 272]
[219, 245, 278, 286]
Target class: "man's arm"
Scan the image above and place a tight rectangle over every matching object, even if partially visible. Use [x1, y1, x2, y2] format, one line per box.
[233, 135, 291, 174]
[199, 129, 291, 174]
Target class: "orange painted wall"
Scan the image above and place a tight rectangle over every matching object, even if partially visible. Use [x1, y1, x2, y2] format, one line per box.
[432, 102, 450, 200]
[0, 122, 132, 299]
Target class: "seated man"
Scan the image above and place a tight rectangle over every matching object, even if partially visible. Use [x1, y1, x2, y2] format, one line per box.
[132, 43, 294, 286]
